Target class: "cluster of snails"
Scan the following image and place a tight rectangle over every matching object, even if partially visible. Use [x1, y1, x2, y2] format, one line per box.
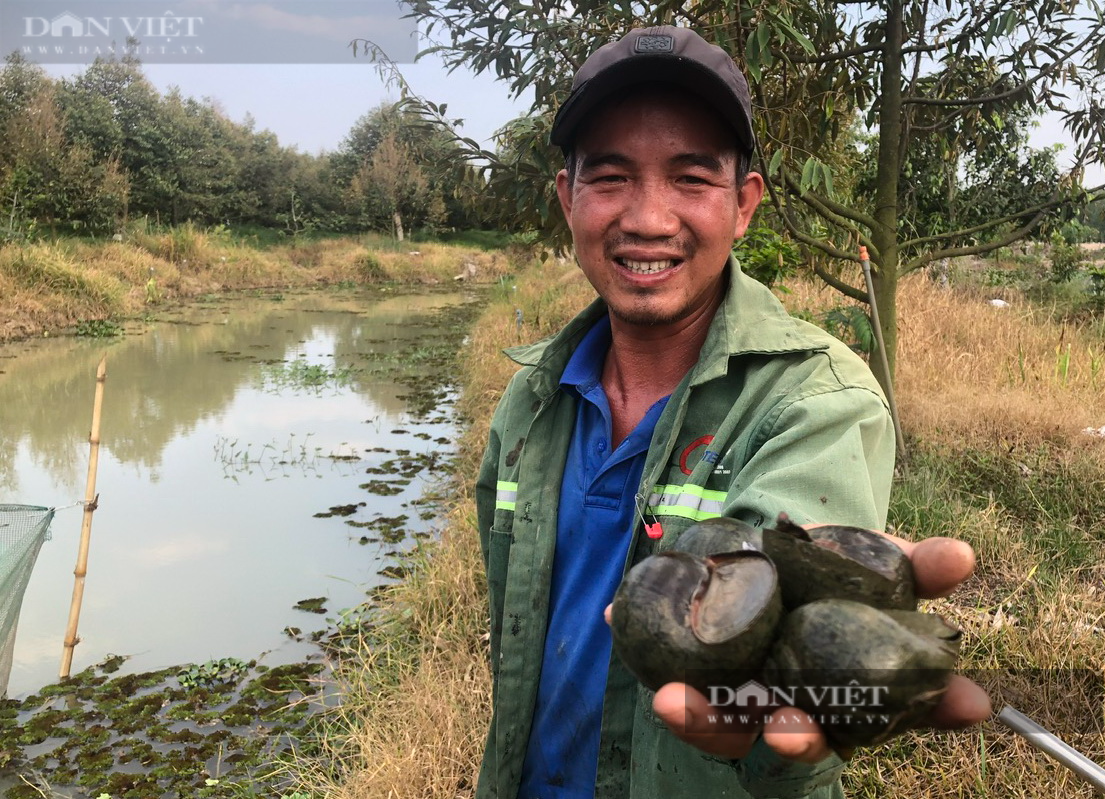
[609, 515, 961, 748]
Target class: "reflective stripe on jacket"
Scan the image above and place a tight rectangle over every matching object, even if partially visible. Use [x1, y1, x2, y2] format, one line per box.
[475, 261, 895, 799]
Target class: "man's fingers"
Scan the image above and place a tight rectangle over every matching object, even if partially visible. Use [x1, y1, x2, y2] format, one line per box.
[651, 676, 989, 763]
[878, 532, 976, 599]
[928, 674, 993, 729]
[762, 707, 833, 764]
[909, 537, 976, 599]
[604, 603, 612, 626]
[653, 683, 759, 759]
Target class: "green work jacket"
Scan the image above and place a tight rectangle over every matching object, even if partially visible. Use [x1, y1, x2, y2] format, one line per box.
[475, 261, 895, 799]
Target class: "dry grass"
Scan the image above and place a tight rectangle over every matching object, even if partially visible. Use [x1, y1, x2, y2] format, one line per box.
[0, 243, 126, 338]
[780, 274, 1105, 446]
[296, 264, 1105, 798]
[0, 232, 512, 343]
[293, 507, 492, 798]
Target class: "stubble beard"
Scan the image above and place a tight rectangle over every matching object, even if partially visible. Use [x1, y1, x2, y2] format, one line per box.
[606, 292, 691, 327]
[599, 235, 698, 327]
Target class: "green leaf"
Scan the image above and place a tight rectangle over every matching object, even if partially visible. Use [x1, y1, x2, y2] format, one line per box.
[820, 163, 835, 197]
[756, 23, 771, 54]
[800, 156, 817, 194]
[768, 148, 784, 177]
[744, 33, 763, 83]
[776, 17, 817, 55]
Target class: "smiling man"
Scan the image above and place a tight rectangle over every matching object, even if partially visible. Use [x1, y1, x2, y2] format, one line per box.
[475, 25, 989, 799]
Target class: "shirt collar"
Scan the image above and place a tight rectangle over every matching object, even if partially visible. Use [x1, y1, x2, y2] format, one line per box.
[559, 315, 611, 391]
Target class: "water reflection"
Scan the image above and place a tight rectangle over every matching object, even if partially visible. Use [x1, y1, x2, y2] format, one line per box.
[0, 287, 470, 697]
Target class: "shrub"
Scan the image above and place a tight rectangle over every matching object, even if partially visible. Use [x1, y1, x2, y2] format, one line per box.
[1049, 230, 1086, 283]
[356, 252, 387, 282]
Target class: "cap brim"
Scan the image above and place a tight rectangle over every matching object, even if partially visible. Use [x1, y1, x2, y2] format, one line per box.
[550, 56, 755, 153]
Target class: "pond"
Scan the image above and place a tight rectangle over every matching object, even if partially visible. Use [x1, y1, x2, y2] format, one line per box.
[0, 286, 476, 700]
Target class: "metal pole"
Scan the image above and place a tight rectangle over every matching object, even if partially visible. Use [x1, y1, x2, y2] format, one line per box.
[60, 354, 107, 678]
[998, 706, 1105, 794]
[858, 246, 906, 460]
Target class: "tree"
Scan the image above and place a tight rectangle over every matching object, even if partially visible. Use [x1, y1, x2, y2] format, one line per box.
[1082, 198, 1105, 240]
[351, 131, 442, 239]
[334, 102, 461, 237]
[401, 1, 1105, 392]
[0, 56, 128, 236]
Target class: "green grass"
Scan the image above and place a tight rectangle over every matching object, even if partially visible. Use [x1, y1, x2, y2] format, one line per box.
[892, 443, 1105, 579]
[425, 229, 518, 250]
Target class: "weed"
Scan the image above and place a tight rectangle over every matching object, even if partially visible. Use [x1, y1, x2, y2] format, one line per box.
[1048, 230, 1087, 284]
[0, 233, 509, 343]
[260, 360, 358, 393]
[820, 305, 875, 354]
[144, 271, 162, 305]
[731, 225, 800, 288]
[178, 658, 250, 689]
[791, 304, 875, 354]
[74, 319, 123, 338]
[355, 252, 387, 282]
[2, 657, 321, 798]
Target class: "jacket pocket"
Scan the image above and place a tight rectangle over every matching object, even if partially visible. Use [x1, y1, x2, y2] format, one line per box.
[486, 526, 513, 679]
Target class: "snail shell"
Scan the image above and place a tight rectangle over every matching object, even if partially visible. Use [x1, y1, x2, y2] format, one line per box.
[764, 598, 961, 747]
[610, 549, 782, 694]
[763, 514, 916, 610]
[672, 516, 762, 557]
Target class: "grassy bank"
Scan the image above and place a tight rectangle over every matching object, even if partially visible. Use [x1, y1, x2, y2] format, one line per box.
[295, 260, 1105, 797]
[0, 225, 513, 342]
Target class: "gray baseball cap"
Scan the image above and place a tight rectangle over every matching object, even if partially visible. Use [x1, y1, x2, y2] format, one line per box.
[550, 26, 756, 154]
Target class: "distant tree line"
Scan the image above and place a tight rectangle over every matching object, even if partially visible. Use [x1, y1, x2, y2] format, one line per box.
[1085, 199, 1105, 241]
[0, 52, 484, 240]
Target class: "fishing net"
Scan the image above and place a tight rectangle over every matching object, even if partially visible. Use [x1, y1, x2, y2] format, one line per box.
[0, 505, 54, 697]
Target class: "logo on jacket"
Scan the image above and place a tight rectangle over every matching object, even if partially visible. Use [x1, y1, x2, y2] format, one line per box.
[678, 435, 713, 475]
[679, 435, 732, 476]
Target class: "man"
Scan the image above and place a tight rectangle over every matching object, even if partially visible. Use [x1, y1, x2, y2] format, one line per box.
[475, 25, 989, 799]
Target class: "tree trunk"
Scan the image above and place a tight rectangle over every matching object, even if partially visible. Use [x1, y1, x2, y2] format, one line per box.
[393, 210, 405, 242]
[869, 0, 904, 397]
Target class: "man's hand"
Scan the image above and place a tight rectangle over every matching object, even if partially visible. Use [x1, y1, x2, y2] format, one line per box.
[607, 533, 993, 762]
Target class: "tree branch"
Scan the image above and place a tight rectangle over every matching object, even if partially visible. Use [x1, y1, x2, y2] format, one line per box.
[900, 5, 1003, 55]
[910, 105, 974, 133]
[756, 139, 874, 269]
[776, 41, 884, 65]
[903, 0, 930, 99]
[900, 193, 1076, 250]
[902, 26, 1101, 108]
[782, 173, 880, 232]
[900, 209, 1053, 273]
[814, 263, 868, 302]
[902, 84, 1030, 107]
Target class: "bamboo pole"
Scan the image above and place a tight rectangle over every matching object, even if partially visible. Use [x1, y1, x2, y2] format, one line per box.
[60, 354, 107, 678]
[858, 246, 907, 461]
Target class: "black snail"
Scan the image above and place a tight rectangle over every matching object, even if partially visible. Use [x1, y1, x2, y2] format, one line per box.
[609, 515, 961, 748]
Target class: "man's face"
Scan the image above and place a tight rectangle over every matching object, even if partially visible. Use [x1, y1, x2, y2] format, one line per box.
[555, 90, 764, 329]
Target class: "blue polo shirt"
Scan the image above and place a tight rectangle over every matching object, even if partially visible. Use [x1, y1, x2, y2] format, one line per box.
[518, 316, 670, 799]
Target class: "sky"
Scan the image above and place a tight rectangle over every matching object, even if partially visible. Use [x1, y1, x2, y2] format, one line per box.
[45, 58, 533, 156]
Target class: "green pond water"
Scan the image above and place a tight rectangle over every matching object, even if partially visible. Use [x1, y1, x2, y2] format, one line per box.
[0, 286, 477, 796]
